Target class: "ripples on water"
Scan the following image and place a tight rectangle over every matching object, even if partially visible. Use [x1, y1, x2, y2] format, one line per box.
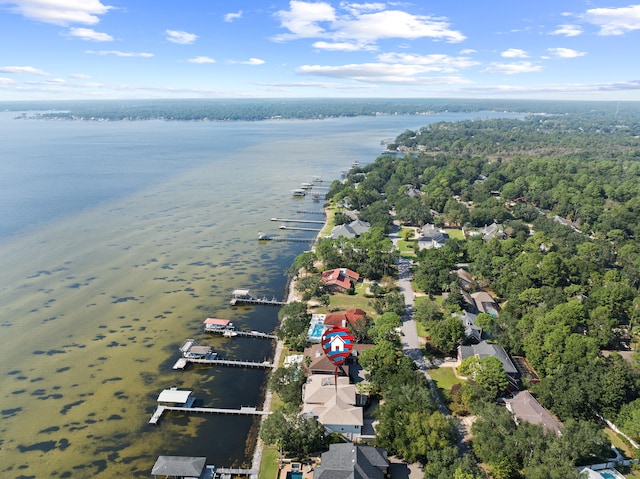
[0, 112, 520, 478]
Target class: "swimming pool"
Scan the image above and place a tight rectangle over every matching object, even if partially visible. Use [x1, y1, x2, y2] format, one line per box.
[599, 472, 618, 479]
[307, 320, 326, 342]
[287, 472, 303, 479]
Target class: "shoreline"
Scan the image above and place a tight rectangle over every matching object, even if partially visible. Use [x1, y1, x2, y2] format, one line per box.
[251, 204, 329, 476]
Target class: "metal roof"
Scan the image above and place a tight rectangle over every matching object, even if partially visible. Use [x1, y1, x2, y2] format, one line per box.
[157, 388, 193, 404]
[151, 455, 206, 477]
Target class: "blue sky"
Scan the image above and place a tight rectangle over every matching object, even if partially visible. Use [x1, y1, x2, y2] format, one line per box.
[1, 0, 640, 100]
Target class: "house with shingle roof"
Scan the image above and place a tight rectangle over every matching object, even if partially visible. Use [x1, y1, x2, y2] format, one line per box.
[418, 224, 449, 250]
[329, 220, 371, 240]
[504, 390, 563, 435]
[458, 340, 520, 386]
[313, 443, 388, 479]
[320, 268, 360, 293]
[324, 308, 367, 328]
[302, 375, 364, 440]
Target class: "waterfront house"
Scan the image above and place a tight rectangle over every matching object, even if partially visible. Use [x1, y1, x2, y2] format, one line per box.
[329, 220, 371, 240]
[320, 268, 360, 293]
[313, 443, 389, 479]
[302, 375, 364, 440]
[324, 308, 367, 329]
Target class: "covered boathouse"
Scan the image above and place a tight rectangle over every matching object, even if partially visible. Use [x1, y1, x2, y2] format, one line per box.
[151, 455, 215, 478]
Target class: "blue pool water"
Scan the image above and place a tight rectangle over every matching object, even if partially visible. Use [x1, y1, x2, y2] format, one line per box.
[287, 472, 303, 479]
[311, 324, 325, 337]
[600, 473, 617, 479]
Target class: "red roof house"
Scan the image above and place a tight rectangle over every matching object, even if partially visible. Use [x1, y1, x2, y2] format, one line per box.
[324, 308, 367, 328]
[320, 268, 361, 293]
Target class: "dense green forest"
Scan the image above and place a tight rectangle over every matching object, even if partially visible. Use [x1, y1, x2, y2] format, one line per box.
[2, 98, 639, 121]
[323, 106, 640, 478]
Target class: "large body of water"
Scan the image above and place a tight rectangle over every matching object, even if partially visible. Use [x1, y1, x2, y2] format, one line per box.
[0, 110, 520, 478]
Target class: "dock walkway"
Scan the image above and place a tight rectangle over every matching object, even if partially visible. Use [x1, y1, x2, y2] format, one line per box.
[258, 234, 315, 243]
[206, 329, 277, 340]
[271, 217, 325, 224]
[230, 297, 285, 306]
[173, 357, 274, 370]
[149, 405, 267, 424]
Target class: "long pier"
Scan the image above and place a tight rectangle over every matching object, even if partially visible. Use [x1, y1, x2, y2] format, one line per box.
[206, 329, 277, 340]
[230, 297, 285, 306]
[173, 357, 274, 370]
[271, 217, 325, 224]
[278, 225, 322, 232]
[216, 468, 257, 477]
[296, 210, 325, 215]
[258, 234, 315, 243]
[149, 405, 267, 424]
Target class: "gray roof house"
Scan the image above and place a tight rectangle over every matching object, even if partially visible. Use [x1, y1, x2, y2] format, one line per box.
[418, 224, 449, 250]
[480, 222, 505, 241]
[458, 340, 519, 381]
[330, 220, 371, 240]
[314, 443, 389, 479]
[504, 390, 563, 435]
[471, 291, 499, 317]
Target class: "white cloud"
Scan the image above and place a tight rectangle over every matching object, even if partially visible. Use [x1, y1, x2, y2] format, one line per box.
[224, 10, 243, 22]
[166, 30, 198, 44]
[230, 58, 266, 65]
[459, 49, 476, 55]
[296, 62, 471, 85]
[339, 2, 385, 15]
[312, 40, 376, 51]
[501, 48, 528, 58]
[481, 61, 542, 75]
[273, 0, 336, 40]
[0, 0, 113, 25]
[547, 47, 586, 58]
[0, 65, 50, 75]
[0, 77, 18, 85]
[67, 27, 113, 41]
[550, 24, 583, 37]
[582, 5, 640, 35]
[69, 73, 91, 79]
[243, 58, 265, 65]
[273, 1, 465, 45]
[335, 10, 466, 43]
[85, 50, 154, 57]
[377, 52, 479, 71]
[186, 56, 216, 64]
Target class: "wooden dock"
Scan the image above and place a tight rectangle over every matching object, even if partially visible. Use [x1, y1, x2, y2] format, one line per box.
[230, 296, 285, 306]
[205, 329, 277, 340]
[271, 217, 325, 224]
[216, 468, 257, 477]
[278, 225, 322, 232]
[149, 405, 267, 424]
[173, 357, 274, 370]
[258, 234, 315, 243]
[296, 210, 325, 215]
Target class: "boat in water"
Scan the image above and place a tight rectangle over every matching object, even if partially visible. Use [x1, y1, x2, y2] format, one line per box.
[223, 329, 238, 338]
[292, 188, 306, 197]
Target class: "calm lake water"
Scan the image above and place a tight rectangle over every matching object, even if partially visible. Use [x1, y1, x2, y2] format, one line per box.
[0, 110, 520, 478]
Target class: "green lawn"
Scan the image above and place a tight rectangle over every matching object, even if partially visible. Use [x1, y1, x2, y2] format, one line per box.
[444, 227, 465, 240]
[259, 447, 280, 479]
[428, 366, 465, 403]
[604, 427, 638, 460]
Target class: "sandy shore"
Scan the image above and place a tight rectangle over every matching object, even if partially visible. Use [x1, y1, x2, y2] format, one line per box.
[250, 207, 326, 476]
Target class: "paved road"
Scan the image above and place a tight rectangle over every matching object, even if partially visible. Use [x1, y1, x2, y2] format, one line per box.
[389, 224, 449, 416]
